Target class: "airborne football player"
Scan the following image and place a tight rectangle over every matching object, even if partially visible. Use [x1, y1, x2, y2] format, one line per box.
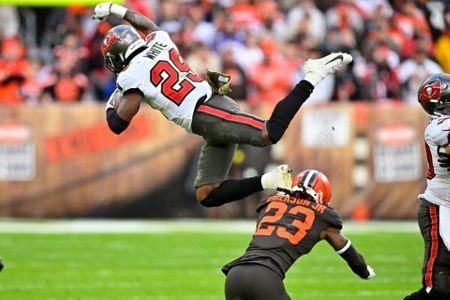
[92, 2, 352, 207]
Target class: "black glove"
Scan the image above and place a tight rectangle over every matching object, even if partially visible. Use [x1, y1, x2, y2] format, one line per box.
[0, 258, 3, 272]
[438, 152, 450, 171]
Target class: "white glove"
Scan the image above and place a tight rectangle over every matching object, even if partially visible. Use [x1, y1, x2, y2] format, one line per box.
[366, 265, 376, 279]
[261, 164, 292, 190]
[92, 2, 127, 20]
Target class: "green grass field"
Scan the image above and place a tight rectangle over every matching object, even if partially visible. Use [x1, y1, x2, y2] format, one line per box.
[0, 220, 422, 299]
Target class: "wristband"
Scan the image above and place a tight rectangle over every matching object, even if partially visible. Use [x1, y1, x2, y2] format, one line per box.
[111, 3, 127, 18]
[336, 240, 352, 254]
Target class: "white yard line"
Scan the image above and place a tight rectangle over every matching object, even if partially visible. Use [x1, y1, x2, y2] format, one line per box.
[0, 219, 418, 234]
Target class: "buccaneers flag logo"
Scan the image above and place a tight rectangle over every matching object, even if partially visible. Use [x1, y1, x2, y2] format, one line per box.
[419, 81, 441, 105]
[101, 33, 120, 56]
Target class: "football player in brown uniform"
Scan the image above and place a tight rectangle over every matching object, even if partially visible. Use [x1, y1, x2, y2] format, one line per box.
[222, 169, 375, 300]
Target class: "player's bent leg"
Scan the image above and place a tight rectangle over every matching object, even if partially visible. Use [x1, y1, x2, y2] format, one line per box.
[192, 95, 267, 147]
[265, 80, 314, 144]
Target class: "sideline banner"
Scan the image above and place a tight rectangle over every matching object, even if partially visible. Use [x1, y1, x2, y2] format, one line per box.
[0, 104, 200, 217]
[0, 122, 35, 181]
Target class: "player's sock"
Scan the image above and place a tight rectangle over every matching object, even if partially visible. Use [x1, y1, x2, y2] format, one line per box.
[266, 80, 313, 144]
[200, 176, 263, 207]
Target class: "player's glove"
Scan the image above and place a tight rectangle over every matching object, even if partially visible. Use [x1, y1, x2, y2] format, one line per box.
[206, 69, 232, 96]
[437, 152, 450, 171]
[92, 2, 127, 20]
[365, 265, 376, 280]
[261, 164, 292, 190]
[0, 257, 4, 272]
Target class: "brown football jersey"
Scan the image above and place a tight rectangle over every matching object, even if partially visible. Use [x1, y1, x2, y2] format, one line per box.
[223, 194, 343, 277]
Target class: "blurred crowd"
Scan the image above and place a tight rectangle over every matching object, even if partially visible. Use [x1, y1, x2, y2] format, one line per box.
[0, 0, 450, 107]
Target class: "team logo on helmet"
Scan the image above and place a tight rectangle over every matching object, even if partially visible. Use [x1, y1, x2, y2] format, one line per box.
[101, 33, 120, 56]
[419, 81, 440, 105]
[291, 169, 332, 206]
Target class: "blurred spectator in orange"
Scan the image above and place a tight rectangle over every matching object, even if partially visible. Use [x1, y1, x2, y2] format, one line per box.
[371, 44, 400, 100]
[325, 0, 365, 40]
[21, 59, 50, 104]
[42, 34, 89, 102]
[228, 0, 259, 32]
[0, 38, 29, 104]
[392, 0, 432, 58]
[255, 0, 286, 42]
[247, 38, 294, 108]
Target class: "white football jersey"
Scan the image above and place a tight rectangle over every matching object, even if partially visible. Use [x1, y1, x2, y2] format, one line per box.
[116, 31, 212, 132]
[420, 115, 450, 208]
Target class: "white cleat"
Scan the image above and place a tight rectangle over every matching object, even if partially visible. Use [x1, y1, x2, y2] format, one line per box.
[261, 164, 293, 190]
[304, 52, 353, 87]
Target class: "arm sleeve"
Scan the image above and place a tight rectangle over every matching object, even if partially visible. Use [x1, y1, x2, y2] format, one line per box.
[337, 240, 370, 279]
[106, 108, 130, 135]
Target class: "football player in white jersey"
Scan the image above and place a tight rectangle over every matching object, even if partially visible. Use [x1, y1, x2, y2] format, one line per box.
[92, 2, 352, 208]
[404, 73, 450, 300]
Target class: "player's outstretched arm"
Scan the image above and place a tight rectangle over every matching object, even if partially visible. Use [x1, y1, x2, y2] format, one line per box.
[324, 227, 375, 280]
[92, 2, 160, 35]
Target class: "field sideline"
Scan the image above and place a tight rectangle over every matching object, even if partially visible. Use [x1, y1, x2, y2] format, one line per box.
[0, 220, 422, 299]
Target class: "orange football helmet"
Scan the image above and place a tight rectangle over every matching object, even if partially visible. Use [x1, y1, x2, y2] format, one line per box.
[291, 169, 332, 206]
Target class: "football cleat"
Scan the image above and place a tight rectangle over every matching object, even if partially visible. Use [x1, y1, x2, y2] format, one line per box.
[304, 52, 353, 87]
[261, 164, 292, 190]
